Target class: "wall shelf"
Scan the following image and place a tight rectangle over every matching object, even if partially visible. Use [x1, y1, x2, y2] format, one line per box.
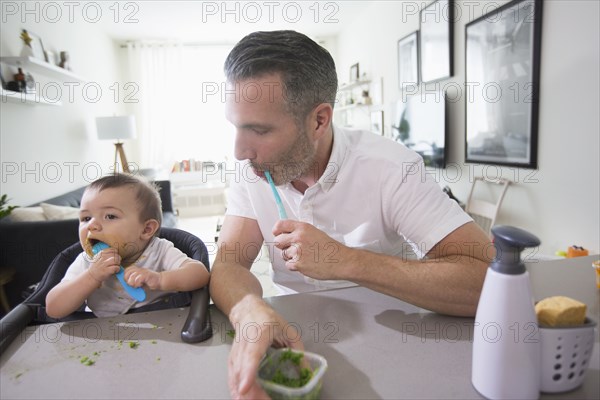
[334, 76, 384, 132]
[335, 103, 370, 112]
[339, 79, 372, 91]
[0, 56, 86, 82]
[0, 56, 86, 106]
[0, 88, 62, 106]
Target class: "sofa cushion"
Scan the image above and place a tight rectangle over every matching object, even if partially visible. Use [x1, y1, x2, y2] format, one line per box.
[35, 186, 87, 208]
[6, 207, 47, 222]
[40, 203, 80, 220]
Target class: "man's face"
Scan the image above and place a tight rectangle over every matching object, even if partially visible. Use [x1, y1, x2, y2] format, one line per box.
[225, 74, 316, 185]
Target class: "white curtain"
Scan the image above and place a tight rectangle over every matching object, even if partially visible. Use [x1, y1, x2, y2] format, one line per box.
[126, 42, 234, 170]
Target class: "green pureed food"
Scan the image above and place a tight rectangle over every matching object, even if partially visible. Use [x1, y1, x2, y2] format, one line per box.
[264, 349, 314, 388]
[259, 348, 327, 400]
[270, 350, 313, 387]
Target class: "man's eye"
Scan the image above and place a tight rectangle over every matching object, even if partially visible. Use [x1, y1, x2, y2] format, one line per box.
[253, 128, 269, 135]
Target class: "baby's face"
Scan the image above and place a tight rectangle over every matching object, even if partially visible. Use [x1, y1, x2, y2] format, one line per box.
[78, 186, 150, 259]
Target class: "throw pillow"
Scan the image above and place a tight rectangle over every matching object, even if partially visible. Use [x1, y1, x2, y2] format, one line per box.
[5, 206, 47, 222]
[41, 203, 80, 221]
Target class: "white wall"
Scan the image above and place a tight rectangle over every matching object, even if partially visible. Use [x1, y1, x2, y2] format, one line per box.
[335, 0, 599, 255]
[1, 1, 598, 256]
[1, 6, 126, 205]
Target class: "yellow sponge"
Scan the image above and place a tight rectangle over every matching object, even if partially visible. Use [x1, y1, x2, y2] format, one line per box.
[535, 296, 587, 327]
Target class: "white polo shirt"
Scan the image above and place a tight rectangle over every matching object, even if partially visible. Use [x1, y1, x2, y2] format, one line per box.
[226, 125, 472, 294]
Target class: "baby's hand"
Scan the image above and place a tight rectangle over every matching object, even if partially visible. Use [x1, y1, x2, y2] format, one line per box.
[89, 248, 122, 282]
[124, 266, 162, 290]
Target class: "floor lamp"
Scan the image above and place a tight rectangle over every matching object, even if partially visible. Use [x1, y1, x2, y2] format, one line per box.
[96, 116, 137, 174]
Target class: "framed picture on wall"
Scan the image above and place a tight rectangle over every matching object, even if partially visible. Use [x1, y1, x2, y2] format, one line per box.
[398, 31, 419, 90]
[350, 63, 360, 82]
[21, 29, 46, 61]
[465, 0, 543, 169]
[420, 0, 454, 83]
[370, 110, 384, 136]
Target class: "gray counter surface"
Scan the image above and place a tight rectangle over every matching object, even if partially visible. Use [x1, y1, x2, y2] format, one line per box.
[1, 256, 598, 399]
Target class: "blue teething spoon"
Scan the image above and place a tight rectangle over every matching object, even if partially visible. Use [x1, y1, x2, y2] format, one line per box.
[91, 242, 147, 302]
[264, 170, 288, 219]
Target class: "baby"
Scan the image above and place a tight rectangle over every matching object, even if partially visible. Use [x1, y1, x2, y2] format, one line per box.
[46, 173, 210, 318]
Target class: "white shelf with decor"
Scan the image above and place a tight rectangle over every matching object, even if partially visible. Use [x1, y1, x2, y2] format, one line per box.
[0, 56, 85, 82]
[0, 88, 61, 106]
[0, 56, 85, 106]
[335, 103, 370, 112]
[335, 79, 372, 116]
[334, 77, 383, 130]
[338, 79, 372, 92]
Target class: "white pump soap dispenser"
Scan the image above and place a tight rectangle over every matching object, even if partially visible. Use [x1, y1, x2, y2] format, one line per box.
[472, 225, 541, 400]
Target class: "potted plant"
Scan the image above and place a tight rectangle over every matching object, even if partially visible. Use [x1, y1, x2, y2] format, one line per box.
[0, 194, 18, 219]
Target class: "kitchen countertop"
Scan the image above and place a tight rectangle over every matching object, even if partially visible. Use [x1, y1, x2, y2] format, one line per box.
[1, 255, 598, 399]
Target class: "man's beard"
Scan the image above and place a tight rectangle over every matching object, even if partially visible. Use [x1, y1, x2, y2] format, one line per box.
[252, 125, 317, 185]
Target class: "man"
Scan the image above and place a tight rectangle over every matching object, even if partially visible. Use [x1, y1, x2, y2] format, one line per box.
[210, 30, 491, 399]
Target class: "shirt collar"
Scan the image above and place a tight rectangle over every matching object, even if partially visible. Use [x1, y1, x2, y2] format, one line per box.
[281, 125, 348, 195]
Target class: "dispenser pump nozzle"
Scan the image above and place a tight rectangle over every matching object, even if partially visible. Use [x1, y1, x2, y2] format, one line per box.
[491, 225, 541, 275]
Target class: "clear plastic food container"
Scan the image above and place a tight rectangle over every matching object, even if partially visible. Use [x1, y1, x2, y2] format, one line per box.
[258, 348, 327, 400]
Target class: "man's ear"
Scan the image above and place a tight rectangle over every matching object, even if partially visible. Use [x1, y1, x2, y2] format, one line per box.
[141, 219, 160, 239]
[308, 103, 333, 141]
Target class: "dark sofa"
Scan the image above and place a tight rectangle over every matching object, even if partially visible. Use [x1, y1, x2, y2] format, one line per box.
[0, 180, 177, 312]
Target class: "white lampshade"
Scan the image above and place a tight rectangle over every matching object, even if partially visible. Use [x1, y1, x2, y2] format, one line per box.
[96, 115, 137, 141]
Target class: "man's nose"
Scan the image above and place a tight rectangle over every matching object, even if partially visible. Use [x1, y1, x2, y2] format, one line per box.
[234, 131, 257, 161]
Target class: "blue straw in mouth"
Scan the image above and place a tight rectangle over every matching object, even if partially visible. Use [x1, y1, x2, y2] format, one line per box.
[264, 171, 288, 219]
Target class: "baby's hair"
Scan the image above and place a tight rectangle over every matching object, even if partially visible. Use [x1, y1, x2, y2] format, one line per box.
[86, 173, 162, 231]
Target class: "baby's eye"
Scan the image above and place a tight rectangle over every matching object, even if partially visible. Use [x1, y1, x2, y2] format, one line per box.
[105, 214, 118, 220]
[80, 216, 91, 222]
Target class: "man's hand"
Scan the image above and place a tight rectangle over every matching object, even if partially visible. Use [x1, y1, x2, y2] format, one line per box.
[273, 220, 490, 317]
[228, 295, 304, 399]
[272, 220, 350, 280]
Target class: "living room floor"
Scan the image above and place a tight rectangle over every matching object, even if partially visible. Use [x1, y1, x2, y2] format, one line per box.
[176, 215, 278, 298]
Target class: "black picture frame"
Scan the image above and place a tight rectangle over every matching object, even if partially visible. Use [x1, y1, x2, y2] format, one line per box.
[465, 0, 543, 169]
[398, 31, 419, 90]
[350, 63, 359, 82]
[420, 0, 453, 83]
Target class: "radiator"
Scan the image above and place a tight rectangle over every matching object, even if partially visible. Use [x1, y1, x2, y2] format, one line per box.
[173, 186, 226, 217]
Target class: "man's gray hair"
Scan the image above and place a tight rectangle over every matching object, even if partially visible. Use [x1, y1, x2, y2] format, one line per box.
[224, 30, 338, 121]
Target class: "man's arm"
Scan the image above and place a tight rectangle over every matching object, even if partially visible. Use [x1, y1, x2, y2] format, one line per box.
[272, 221, 492, 317]
[346, 222, 491, 316]
[210, 215, 265, 315]
[210, 215, 304, 399]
